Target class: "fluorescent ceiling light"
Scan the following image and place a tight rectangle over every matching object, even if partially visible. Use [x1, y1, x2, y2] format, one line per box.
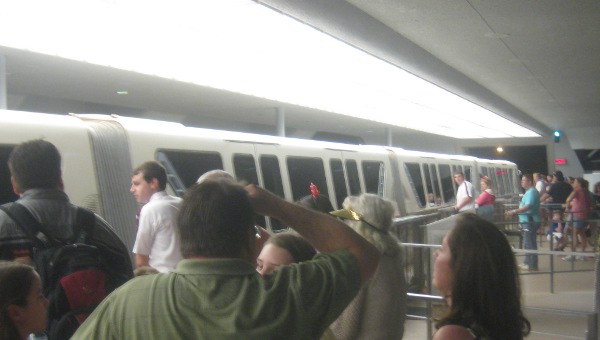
[0, 0, 540, 139]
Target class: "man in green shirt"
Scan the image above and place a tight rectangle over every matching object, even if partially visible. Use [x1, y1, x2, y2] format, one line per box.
[73, 181, 380, 339]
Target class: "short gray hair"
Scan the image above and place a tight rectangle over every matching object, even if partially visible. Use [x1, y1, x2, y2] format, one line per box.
[197, 169, 235, 184]
[342, 194, 401, 256]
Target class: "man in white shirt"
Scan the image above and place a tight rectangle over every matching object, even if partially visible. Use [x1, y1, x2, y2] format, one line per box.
[130, 161, 183, 272]
[534, 173, 547, 195]
[453, 171, 475, 213]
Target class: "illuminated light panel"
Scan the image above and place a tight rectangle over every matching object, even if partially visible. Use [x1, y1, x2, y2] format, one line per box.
[0, 0, 540, 139]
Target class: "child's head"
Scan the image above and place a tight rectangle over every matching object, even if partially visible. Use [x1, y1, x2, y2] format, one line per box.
[552, 210, 562, 220]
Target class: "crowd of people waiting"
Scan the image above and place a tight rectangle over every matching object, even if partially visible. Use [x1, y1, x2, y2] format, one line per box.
[3, 138, 580, 339]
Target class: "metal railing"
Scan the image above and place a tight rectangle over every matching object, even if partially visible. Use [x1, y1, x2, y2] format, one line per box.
[406, 292, 443, 340]
[391, 213, 442, 292]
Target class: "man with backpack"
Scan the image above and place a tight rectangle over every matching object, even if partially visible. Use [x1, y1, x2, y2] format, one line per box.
[0, 139, 133, 339]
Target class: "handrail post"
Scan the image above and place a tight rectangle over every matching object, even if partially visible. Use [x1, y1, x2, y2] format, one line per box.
[586, 313, 597, 340]
[426, 246, 433, 339]
[550, 250, 555, 294]
[0, 55, 6, 110]
[593, 254, 600, 340]
[549, 233, 555, 293]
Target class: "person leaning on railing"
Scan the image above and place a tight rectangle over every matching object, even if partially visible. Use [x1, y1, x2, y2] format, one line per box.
[540, 171, 573, 249]
[593, 182, 600, 252]
[475, 176, 495, 222]
[561, 177, 593, 261]
[506, 174, 541, 271]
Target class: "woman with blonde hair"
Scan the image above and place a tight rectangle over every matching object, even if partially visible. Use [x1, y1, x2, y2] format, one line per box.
[330, 193, 406, 339]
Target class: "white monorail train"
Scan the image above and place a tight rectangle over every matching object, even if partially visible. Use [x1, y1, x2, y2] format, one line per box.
[0, 110, 520, 249]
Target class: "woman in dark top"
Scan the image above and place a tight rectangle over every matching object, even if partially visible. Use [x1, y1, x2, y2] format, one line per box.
[432, 213, 531, 339]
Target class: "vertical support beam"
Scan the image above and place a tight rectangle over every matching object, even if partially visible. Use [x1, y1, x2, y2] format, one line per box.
[276, 107, 285, 137]
[385, 127, 393, 146]
[0, 55, 7, 110]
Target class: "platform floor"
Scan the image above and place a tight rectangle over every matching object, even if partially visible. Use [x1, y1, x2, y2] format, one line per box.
[404, 252, 597, 339]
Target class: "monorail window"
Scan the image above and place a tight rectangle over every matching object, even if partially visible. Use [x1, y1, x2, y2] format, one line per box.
[481, 167, 489, 178]
[345, 160, 361, 195]
[157, 150, 223, 195]
[504, 169, 510, 195]
[260, 155, 284, 198]
[431, 165, 440, 201]
[504, 169, 513, 195]
[496, 167, 506, 196]
[439, 164, 454, 204]
[451, 165, 462, 192]
[504, 168, 511, 195]
[330, 159, 347, 209]
[287, 157, 328, 202]
[0, 145, 18, 205]
[405, 163, 425, 208]
[234, 154, 267, 228]
[509, 168, 517, 194]
[362, 161, 384, 195]
[423, 164, 434, 200]
[259, 155, 285, 231]
[465, 166, 472, 182]
[488, 167, 496, 194]
[233, 154, 259, 185]
[510, 169, 516, 194]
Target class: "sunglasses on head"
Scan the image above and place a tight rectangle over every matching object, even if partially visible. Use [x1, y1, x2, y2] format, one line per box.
[330, 208, 381, 231]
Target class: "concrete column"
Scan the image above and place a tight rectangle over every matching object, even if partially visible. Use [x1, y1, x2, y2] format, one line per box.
[276, 107, 285, 137]
[0, 55, 6, 109]
[385, 127, 393, 146]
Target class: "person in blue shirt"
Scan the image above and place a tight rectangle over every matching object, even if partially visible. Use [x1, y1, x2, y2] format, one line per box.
[506, 174, 541, 271]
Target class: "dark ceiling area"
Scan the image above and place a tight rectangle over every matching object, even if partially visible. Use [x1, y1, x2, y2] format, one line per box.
[575, 149, 600, 173]
[466, 145, 548, 176]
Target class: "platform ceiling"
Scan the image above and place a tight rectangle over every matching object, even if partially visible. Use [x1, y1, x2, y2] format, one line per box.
[1, 0, 599, 151]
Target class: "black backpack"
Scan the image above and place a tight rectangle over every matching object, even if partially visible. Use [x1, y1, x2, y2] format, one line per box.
[0, 203, 115, 340]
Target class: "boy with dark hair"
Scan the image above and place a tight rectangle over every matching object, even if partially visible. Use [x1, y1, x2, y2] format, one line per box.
[130, 161, 182, 272]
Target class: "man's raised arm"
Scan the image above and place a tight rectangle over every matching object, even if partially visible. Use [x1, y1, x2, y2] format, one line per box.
[245, 184, 380, 283]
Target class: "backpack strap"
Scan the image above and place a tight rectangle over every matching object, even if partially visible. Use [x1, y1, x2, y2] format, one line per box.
[74, 208, 96, 244]
[0, 203, 53, 247]
[0, 204, 96, 246]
